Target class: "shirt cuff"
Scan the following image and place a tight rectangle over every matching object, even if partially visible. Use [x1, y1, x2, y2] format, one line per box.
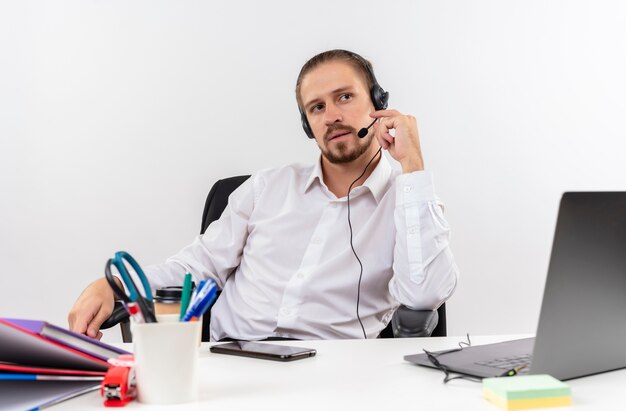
[395, 170, 436, 206]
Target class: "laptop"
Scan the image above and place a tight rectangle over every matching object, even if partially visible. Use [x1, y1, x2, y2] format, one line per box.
[405, 192, 626, 381]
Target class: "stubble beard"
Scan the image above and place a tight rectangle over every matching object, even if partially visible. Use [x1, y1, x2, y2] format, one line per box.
[320, 127, 373, 164]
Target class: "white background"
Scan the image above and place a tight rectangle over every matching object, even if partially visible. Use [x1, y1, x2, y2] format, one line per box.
[1, 0, 625, 342]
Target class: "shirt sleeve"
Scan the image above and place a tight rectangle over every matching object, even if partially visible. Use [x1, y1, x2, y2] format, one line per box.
[388, 170, 459, 310]
[143, 176, 256, 292]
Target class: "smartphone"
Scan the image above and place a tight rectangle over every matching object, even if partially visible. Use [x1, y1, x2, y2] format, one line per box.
[210, 341, 317, 362]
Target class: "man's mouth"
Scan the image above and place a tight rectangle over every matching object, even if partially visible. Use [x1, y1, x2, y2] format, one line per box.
[327, 130, 352, 142]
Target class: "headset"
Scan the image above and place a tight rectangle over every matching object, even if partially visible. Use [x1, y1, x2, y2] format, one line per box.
[299, 51, 389, 140]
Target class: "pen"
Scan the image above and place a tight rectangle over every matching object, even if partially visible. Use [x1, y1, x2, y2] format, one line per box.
[182, 279, 217, 322]
[179, 273, 193, 321]
[125, 302, 145, 324]
[187, 287, 218, 321]
[500, 364, 528, 377]
[190, 280, 206, 303]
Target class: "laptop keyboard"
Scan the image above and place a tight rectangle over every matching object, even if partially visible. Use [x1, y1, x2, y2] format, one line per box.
[475, 354, 532, 373]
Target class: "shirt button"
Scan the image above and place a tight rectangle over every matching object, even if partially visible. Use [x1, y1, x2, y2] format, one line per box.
[403, 186, 412, 193]
[296, 272, 305, 279]
[311, 237, 321, 244]
[409, 227, 418, 234]
[329, 202, 337, 208]
[280, 307, 291, 316]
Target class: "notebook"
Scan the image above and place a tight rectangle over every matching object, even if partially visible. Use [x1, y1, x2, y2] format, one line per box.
[0, 319, 128, 361]
[405, 192, 626, 381]
[0, 379, 101, 411]
[0, 319, 119, 372]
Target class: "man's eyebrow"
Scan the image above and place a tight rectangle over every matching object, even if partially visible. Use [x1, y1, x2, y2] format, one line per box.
[303, 86, 355, 110]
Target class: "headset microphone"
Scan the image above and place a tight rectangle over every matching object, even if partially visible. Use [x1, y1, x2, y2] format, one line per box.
[357, 119, 377, 138]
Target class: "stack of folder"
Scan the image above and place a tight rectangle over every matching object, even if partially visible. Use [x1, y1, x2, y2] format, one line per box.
[0, 318, 130, 410]
[483, 374, 572, 410]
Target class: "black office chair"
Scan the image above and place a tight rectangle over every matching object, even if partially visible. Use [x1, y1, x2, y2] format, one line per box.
[103, 176, 447, 341]
[199, 176, 446, 340]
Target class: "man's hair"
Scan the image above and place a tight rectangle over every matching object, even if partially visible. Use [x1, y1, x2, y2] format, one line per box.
[295, 49, 375, 110]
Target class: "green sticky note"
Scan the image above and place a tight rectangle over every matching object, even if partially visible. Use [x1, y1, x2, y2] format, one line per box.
[483, 374, 571, 400]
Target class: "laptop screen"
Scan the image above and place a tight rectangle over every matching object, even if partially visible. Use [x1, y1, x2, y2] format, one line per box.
[530, 192, 626, 379]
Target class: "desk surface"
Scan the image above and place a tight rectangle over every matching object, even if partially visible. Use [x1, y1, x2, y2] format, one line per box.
[62, 335, 620, 410]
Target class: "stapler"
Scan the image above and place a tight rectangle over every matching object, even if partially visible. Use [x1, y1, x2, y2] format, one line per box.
[101, 354, 136, 407]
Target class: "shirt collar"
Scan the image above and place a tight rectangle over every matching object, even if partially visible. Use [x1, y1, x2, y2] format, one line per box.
[304, 153, 392, 204]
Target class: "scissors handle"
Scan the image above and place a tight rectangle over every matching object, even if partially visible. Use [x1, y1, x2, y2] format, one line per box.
[105, 252, 157, 323]
[114, 251, 154, 301]
[105, 259, 131, 303]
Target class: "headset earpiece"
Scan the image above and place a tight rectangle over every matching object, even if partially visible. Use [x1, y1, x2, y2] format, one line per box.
[370, 84, 389, 111]
[300, 108, 315, 139]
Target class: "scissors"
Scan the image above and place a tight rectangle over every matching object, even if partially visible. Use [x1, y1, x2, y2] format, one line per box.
[104, 251, 157, 323]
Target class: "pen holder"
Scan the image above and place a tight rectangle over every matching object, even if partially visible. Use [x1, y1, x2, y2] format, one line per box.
[131, 314, 202, 404]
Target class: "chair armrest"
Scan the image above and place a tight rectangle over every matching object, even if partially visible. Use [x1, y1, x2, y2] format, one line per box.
[100, 301, 133, 343]
[391, 306, 439, 338]
[100, 301, 130, 329]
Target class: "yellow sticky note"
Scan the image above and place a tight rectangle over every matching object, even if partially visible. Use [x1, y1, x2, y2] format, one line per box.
[483, 374, 571, 410]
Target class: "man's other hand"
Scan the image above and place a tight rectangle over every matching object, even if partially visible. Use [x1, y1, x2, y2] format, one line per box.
[68, 277, 119, 340]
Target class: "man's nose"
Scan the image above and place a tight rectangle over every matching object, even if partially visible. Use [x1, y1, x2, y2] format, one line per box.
[323, 103, 343, 126]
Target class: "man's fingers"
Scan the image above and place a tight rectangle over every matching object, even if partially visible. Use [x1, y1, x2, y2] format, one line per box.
[373, 123, 393, 149]
[370, 109, 401, 118]
[375, 130, 390, 149]
[69, 316, 88, 335]
[380, 117, 397, 134]
[377, 119, 396, 143]
[88, 304, 113, 339]
[371, 111, 417, 137]
[68, 306, 96, 335]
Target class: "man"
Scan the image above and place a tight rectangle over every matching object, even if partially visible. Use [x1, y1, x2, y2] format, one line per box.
[68, 49, 459, 341]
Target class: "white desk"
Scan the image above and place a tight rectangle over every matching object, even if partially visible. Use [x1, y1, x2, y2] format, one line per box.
[62, 335, 621, 410]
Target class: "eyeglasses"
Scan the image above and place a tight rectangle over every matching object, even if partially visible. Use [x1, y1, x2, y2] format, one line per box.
[422, 334, 482, 384]
[422, 334, 529, 384]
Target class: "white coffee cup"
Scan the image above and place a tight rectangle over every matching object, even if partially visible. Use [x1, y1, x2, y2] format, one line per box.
[131, 314, 202, 404]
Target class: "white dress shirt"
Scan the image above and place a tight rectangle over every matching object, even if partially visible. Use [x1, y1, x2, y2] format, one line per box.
[145, 155, 459, 340]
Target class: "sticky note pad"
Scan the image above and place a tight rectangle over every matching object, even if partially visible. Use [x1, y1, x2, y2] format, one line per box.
[483, 374, 571, 410]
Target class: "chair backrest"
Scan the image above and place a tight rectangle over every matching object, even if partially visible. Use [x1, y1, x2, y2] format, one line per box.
[199, 175, 446, 340]
[200, 176, 250, 341]
[432, 305, 447, 337]
[200, 175, 251, 235]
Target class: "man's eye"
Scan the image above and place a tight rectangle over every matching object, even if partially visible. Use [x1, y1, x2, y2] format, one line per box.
[311, 104, 324, 113]
[339, 93, 352, 101]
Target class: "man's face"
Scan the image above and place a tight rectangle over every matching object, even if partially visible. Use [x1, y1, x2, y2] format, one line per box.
[299, 61, 375, 164]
